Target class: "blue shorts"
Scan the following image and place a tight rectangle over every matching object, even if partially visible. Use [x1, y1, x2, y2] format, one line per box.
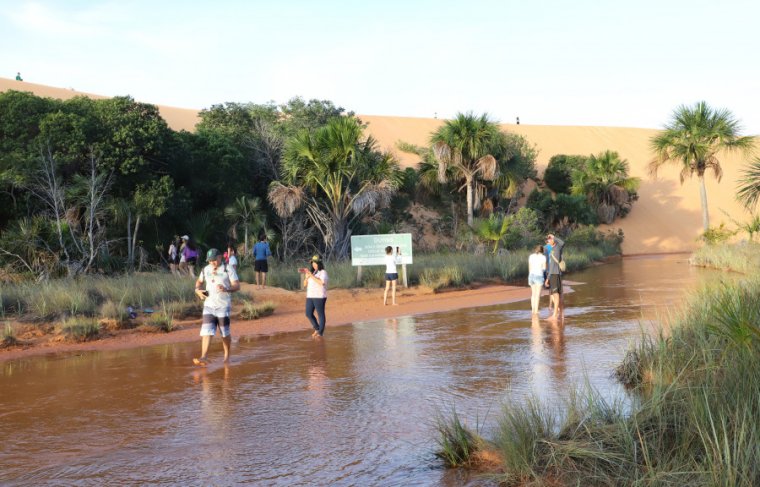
[385, 273, 398, 281]
[528, 274, 544, 286]
[200, 313, 231, 337]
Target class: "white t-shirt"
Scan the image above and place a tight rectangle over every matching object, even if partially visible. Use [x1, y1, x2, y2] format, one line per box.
[198, 263, 239, 312]
[384, 254, 401, 273]
[228, 255, 238, 269]
[306, 270, 328, 299]
[528, 253, 546, 276]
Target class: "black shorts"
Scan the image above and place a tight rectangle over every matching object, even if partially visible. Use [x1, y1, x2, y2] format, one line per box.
[549, 274, 562, 294]
[172, 255, 180, 265]
[385, 273, 398, 281]
[254, 260, 268, 272]
[187, 257, 197, 265]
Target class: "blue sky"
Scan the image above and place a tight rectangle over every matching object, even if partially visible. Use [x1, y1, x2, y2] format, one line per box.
[2, 0, 759, 133]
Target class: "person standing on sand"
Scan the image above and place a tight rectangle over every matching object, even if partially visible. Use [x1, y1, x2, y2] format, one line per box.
[168, 236, 181, 276]
[15, 72, 22, 81]
[253, 234, 272, 289]
[193, 248, 240, 366]
[528, 245, 546, 315]
[182, 237, 199, 278]
[544, 234, 565, 320]
[383, 245, 402, 306]
[226, 245, 238, 273]
[301, 255, 328, 338]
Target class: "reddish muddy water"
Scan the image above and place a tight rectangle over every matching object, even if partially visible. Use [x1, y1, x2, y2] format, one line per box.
[0, 255, 721, 486]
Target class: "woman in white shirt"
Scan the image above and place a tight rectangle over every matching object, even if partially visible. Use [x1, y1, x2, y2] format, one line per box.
[383, 245, 402, 306]
[528, 245, 547, 315]
[302, 255, 329, 338]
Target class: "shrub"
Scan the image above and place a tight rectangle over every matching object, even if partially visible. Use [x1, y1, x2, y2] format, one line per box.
[59, 318, 100, 342]
[2, 322, 18, 347]
[240, 301, 276, 320]
[503, 208, 543, 250]
[700, 223, 736, 245]
[543, 154, 586, 194]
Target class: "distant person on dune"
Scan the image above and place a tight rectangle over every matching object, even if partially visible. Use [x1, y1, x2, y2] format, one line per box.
[15, 72, 23, 81]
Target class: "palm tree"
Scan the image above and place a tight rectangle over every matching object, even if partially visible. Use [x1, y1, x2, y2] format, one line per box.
[431, 112, 500, 226]
[650, 101, 755, 232]
[224, 196, 266, 255]
[475, 215, 510, 254]
[571, 150, 641, 224]
[268, 116, 401, 259]
[737, 157, 760, 210]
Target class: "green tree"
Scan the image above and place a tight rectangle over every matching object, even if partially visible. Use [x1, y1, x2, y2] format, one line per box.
[269, 116, 401, 259]
[737, 157, 760, 210]
[571, 150, 640, 224]
[543, 154, 586, 194]
[224, 196, 266, 255]
[650, 101, 755, 231]
[431, 112, 501, 226]
[474, 214, 510, 254]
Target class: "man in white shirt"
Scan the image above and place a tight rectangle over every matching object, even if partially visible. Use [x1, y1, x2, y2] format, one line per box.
[193, 248, 240, 365]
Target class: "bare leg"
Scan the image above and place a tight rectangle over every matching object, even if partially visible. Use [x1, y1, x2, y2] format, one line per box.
[194, 335, 211, 365]
[221, 335, 231, 362]
[391, 280, 397, 305]
[255, 271, 261, 289]
[384, 280, 390, 305]
[262, 272, 267, 289]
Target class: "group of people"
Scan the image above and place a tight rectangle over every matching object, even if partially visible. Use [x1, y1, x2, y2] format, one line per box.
[167, 235, 199, 277]
[190, 239, 407, 366]
[528, 233, 565, 320]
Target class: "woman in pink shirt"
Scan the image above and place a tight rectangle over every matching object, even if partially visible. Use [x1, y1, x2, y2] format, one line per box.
[301, 255, 328, 338]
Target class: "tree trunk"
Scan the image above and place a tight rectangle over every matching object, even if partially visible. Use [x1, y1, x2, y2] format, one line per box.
[126, 211, 133, 267]
[698, 175, 710, 232]
[466, 176, 474, 226]
[131, 215, 141, 269]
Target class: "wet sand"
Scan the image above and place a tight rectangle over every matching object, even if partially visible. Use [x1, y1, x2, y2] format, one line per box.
[1, 281, 563, 363]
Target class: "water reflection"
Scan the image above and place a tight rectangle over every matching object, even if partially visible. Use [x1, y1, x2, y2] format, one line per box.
[0, 256, 724, 486]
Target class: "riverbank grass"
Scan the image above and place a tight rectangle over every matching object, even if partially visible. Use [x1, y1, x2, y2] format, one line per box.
[690, 241, 760, 274]
[437, 276, 760, 486]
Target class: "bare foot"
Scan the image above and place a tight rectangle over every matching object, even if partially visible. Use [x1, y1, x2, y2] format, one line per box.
[193, 357, 208, 366]
[311, 330, 318, 338]
[392, 303, 398, 306]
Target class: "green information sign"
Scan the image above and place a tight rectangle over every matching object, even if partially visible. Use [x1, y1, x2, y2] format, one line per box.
[350, 234, 413, 266]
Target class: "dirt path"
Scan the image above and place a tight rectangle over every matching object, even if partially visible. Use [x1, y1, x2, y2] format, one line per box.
[0, 282, 555, 363]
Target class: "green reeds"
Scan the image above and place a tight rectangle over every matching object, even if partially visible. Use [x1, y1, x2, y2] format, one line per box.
[435, 410, 484, 468]
[438, 276, 760, 486]
[691, 242, 760, 274]
[2, 322, 18, 347]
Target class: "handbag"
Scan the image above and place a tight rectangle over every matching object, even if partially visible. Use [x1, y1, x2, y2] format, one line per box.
[551, 252, 566, 272]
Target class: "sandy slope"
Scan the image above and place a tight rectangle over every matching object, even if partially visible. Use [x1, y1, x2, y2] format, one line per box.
[2, 77, 756, 254]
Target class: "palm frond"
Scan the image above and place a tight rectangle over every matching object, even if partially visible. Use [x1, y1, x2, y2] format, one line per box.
[267, 183, 304, 217]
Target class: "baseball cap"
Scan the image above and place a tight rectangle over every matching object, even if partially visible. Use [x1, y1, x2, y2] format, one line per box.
[181, 235, 189, 240]
[310, 254, 322, 263]
[206, 248, 221, 261]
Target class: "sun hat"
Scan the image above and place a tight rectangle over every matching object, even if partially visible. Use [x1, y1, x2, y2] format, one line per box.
[206, 248, 221, 261]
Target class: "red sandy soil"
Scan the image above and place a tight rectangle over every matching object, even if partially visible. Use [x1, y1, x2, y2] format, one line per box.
[0, 281, 568, 363]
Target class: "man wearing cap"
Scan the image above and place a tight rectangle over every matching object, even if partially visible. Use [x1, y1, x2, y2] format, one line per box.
[193, 248, 240, 365]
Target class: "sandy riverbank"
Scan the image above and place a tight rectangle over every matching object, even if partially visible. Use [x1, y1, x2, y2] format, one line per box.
[0, 281, 571, 363]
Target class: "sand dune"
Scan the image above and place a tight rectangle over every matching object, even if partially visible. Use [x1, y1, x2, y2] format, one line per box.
[2, 77, 756, 254]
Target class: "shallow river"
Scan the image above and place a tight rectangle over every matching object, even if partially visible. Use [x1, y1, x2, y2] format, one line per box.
[0, 255, 719, 486]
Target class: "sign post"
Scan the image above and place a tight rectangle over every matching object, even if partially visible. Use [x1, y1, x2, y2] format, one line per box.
[350, 234, 413, 288]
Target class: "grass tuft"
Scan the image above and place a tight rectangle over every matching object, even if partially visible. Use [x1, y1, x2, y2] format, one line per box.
[240, 301, 276, 320]
[59, 317, 101, 342]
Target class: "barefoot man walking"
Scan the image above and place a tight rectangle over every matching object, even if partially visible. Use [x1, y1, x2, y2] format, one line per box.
[193, 248, 240, 365]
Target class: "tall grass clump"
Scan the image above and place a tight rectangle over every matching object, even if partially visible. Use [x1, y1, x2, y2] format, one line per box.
[2, 322, 18, 347]
[437, 277, 760, 486]
[435, 410, 486, 468]
[58, 317, 101, 342]
[691, 241, 760, 274]
[240, 301, 276, 320]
